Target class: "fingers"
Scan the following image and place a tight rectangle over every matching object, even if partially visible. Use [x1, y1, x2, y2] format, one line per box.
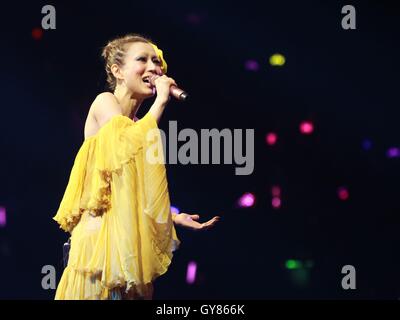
[163, 75, 177, 86]
[155, 75, 177, 87]
[199, 216, 220, 230]
[168, 76, 177, 87]
[207, 216, 220, 224]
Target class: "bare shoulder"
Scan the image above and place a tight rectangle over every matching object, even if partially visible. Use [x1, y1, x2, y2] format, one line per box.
[92, 92, 123, 127]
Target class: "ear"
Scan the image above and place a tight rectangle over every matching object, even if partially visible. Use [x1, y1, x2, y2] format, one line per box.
[111, 64, 124, 80]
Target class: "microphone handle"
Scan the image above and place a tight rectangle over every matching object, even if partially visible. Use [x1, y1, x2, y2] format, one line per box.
[170, 85, 189, 101]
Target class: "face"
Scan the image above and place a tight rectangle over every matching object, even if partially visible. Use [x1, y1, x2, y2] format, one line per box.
[113, 42, 163, 97]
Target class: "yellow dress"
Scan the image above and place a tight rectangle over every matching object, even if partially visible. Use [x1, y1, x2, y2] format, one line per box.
[53, 112, 180, 300]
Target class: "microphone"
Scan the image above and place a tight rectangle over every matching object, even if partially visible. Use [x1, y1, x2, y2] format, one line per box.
[149, 75, 189, 101]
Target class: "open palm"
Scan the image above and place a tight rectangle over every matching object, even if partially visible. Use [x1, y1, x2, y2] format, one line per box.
[174, 213, 220, 231]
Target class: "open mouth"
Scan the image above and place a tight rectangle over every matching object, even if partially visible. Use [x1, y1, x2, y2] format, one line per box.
[142, 76, 151, 84]
[142, 77, 153, 89]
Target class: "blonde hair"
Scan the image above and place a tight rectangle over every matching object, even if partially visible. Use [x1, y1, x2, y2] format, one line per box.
[101, 33, 153, 91]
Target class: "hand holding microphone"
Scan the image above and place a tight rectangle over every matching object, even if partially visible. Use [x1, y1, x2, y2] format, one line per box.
[149, 75, 189, 102]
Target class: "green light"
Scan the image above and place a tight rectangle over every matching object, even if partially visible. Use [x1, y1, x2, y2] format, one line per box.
[285, 259, 302, 270]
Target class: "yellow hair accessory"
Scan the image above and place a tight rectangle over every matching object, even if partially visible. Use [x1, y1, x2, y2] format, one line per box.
[150, 43, 168, 74]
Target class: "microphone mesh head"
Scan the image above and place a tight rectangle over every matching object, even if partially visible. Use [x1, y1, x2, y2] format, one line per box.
[179, 92, 189, 101]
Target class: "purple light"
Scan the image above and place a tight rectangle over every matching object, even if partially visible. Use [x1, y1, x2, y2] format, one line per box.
[186, 261, 197, 284]
[266, 132, 278, 146]
[387, 147, 400, 158]
[0, 207, 6, 227]
[171, 206, 180, 214]
[362, 139, 372, 151]
[244, 60, 260, 72]
[272, 197, 281, 209]
[238, 192, 256, 208]
[337, 187, 349, 201]
[271, 186, 281, 197]
[300, 121, 314, 135]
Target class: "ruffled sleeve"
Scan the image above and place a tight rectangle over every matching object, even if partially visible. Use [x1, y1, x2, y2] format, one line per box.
[52, 140, 92, 232]
[53, 112, 165, 232]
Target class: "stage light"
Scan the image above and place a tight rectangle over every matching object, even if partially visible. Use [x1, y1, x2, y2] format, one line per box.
[0, 206, 6, 227]
[272, 197, 281, 209]
[32, 27, 43, 40]
[265, 132, 278, 146]
[186, 261, 197, 284]
[238, 192, 255, 208]
[271, 186, 281, 197]
[171, 206, 180, 214]
[269, 53, 286, 66]
[286, 259, 313, 287]
[285, 259, 302, 270]
[362, 139, 372, 151]
[387, 147, 400, 158]
[299, 121, 314, 135]
[244, 60, 259, 72]
[337, 187, 349, 201]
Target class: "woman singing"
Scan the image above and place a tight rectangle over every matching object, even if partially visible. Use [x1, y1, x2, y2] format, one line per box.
[53, 34, 219, 300]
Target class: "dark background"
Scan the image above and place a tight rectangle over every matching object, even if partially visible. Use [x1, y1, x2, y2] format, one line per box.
[0, 0, 399, 299]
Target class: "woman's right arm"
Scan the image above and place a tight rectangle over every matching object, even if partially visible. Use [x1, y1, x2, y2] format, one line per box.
[148, 75, 177, 123]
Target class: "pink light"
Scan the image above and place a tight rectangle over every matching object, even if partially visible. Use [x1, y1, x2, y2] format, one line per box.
[387, 147, 400, 158]
[266, 132, 278, 146]
[337, 187, 349, 201]
[300, 121, 314, 135]
[171, 206, 180, 214]
[244, 60, 260, 72]
[272, 197, 281, 209]
[238, 192, 256, 208]
[0, 207, 6, 227]
[186, 261, 197, 284]
[271, 186, 281, 197]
